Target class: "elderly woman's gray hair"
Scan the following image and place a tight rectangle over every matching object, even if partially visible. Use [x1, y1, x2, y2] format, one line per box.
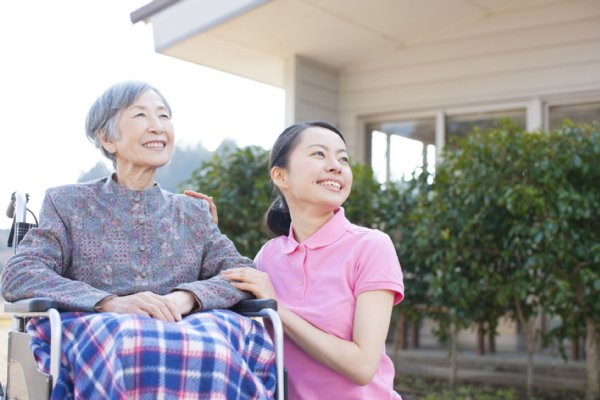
[85, 80, 172, 165]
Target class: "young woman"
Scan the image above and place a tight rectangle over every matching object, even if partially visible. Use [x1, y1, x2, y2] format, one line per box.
[188, 121, 404, 399]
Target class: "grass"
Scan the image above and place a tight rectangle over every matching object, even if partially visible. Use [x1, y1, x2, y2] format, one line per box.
[395, 376, 586, 400]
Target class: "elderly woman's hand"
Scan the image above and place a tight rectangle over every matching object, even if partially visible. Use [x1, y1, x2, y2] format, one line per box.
[96, 291, 197, 322]
[220, 268, 278, 301]
[184, 189, 218, 225]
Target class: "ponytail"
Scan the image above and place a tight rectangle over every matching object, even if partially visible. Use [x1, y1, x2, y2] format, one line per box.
[265, 196, 291, 237]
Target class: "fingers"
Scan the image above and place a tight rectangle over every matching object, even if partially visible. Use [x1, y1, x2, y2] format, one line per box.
[220, 268, 277, 300]
[184, 189, 209, 200]
[220, 267, 257, 282]
[159, 295, 183, 321]
[184, 189, 218, 225]
[162, 291, 196, 317]
[100, 292, 181, 322]
[134, 292, 179, 322]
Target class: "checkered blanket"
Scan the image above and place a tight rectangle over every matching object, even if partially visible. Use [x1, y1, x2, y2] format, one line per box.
[27, 309, 276, 399]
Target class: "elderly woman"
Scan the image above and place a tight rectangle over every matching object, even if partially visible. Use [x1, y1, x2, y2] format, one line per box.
[1, 81, 276, 399]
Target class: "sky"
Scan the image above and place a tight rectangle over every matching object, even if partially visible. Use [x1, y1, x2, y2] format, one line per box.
[0, 1, 285, 230]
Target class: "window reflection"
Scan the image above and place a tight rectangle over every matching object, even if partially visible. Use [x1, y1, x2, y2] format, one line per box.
[446, 109, 526, 145]
[549, 102, 600, 130]
[369, 118, 436, 183]
[370, 130, 388, 183]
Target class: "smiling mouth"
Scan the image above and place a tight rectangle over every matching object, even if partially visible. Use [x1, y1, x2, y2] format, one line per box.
[317, 180, 342, 190]
[143, 141, 166, 149]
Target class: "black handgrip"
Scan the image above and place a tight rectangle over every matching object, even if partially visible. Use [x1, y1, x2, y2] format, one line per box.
[231, 298, 277, 313]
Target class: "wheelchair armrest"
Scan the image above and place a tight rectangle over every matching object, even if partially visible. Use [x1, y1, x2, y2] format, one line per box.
[3, 297, 58, 313]
[231, 298, 277, 314]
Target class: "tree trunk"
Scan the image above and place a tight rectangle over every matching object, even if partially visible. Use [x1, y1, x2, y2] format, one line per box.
[572, 335, 580, 361]
[526, 327, 535, 398]
[450, 321, 458, 388]
[411, 319, 420, 349]
[515, 296, 535, 398]
[488, 320, 496, 354]
[393, 312, 406, 363]
[476, 322, 485, 356]
[585, 317, 599, 400]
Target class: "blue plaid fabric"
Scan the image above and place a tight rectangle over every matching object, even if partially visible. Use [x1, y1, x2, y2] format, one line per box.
[27, 309, 276, 399]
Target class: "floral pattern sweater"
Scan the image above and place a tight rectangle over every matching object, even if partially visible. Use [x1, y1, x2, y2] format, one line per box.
[1, 175, 253, 311]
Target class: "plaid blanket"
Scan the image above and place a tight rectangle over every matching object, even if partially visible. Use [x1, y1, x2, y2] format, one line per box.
[27, 309, 276, 399]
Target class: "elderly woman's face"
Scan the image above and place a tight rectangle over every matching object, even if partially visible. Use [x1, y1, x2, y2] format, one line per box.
[106, 89, 174, 172]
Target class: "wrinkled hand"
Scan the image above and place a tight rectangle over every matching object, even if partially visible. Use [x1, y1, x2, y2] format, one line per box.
[220, 268, 278, 301]
[184, 189, 218, 225]
[96, 290, 197, 322]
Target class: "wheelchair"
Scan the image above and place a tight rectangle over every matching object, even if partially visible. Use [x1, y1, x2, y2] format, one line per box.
[1, 191, 287, 400]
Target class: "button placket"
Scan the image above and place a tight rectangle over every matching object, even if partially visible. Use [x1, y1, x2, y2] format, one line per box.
[132, 192, 149, 289]
[297, 245, 308, 296]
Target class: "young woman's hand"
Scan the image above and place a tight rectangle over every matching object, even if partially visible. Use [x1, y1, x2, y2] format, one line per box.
[184, 189, 218, 225]
[220, 268, 278, 301]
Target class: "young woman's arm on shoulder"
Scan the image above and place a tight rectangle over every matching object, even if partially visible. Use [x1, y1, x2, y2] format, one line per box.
[280, 289, 395, 385]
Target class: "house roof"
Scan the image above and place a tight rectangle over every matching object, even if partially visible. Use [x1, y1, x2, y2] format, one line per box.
[131, 0, 571, 87]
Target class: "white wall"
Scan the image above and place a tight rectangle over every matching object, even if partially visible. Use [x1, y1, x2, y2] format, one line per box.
[285, 55, 340, 126]
[338, 0, 600, 162]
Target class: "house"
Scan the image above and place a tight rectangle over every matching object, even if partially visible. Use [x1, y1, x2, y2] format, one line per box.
[130, 0, 600, 183]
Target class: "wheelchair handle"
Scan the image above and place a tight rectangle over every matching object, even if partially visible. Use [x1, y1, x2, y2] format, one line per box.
[7, 191, 30, 223]
[232, 298, 277, 314]
[6, 191, 15, 218]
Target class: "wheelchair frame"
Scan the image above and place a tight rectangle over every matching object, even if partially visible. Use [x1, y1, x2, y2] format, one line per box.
[2, 191, 286, 400]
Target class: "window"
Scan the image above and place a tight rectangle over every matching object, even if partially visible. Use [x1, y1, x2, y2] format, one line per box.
[368, 118, 436, 183]
[446, 109, 526, 145]
[549, 102, 600, 130]
[366, 95, 599, 184]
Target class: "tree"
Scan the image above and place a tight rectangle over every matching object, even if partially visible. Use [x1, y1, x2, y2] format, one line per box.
[538, 123, 600, 400]
[411, 122, 600, 397]
[411, 160, 492, 387]
[185, 145, 272, 257]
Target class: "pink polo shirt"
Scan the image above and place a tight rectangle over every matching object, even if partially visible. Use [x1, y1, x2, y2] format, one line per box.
[255, 208, 404, 400]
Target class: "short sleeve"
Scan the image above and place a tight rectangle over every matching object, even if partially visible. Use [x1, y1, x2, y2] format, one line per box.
[353, 231, 404, 304]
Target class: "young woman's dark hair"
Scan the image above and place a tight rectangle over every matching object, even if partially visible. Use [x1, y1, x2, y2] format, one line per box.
[265, 121, 346, 237]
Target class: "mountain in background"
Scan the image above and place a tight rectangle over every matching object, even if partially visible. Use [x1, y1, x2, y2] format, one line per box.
[78, 143, 214, 193]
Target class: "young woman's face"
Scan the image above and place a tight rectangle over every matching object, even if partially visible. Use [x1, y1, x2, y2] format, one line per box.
[102, 89, 174, 172]
[277, 126, 352, 212]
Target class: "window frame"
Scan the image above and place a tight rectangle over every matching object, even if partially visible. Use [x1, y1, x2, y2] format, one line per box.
[362, 91, 600, 184]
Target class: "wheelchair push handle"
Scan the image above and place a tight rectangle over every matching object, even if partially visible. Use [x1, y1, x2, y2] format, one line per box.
[6, 191, 30, 223]
[6, 191, 16, 218]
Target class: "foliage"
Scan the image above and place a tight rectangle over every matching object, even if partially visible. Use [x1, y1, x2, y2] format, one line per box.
[342, 163, 384, 228]
[162, 143, 212, 193]
[185, 144, 272, 258]
[434, 122, 600, 348]
[405, 121, 600, 395]
[535, 123, 600, 364]
[394, 375, 583, 400]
